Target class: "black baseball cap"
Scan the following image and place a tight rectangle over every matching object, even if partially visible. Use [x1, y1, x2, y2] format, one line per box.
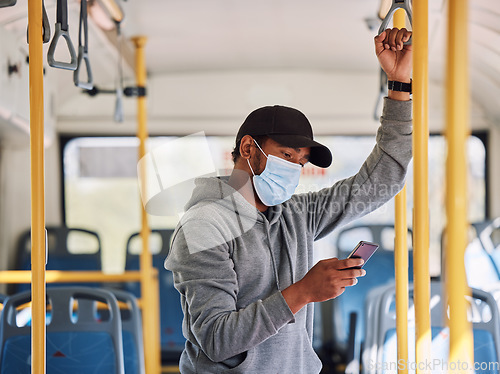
[236, 105, 332, 168]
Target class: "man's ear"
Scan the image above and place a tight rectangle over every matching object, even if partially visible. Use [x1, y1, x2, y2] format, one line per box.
[239, 135, 254, 159]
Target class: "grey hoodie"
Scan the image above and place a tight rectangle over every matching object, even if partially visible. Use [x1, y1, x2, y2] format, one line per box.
[165, 98, 412, 374]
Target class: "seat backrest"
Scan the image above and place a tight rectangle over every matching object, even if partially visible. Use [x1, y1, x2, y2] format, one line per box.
[108, 289, 145, 374]
[464, 237, 500, 288]
[0, 295, 6, 319]
[0, 287, 124, 374]
[361, 283, 396, 373]
[13, 226, 102, 293]
[367, 282, 500, 374]
[442, 222, 500, 289]
[332, 224, 413, 349]
[473, 218, 500, 276]
[124, 229, 185, 360]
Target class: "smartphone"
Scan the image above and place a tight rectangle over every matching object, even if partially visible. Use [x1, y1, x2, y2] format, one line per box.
[346, 240, 379, 267]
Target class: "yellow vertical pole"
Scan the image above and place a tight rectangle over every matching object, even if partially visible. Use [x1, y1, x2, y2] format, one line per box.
[393, 9, 409, 374]
[151, 268, 162, 367]
[412, 0, 431, 373]
[445, 0, 474, 370]
[132, 36, 161, 374]
[27, 1, 46, 374]
[395, 187, 409, 374]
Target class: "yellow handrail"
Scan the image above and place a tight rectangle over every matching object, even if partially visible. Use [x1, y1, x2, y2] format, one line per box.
[152, 266, 162, 370]
[445, 0, 474, 369]
[0, 268, 159, 313]
[0, 269, 158, 312]
[393, 9, 409, 374]
[0, 270, 142, 283]
[132, 35, 161, 374]
[412, 0, 431, 372]
[27, 0, 46, 373]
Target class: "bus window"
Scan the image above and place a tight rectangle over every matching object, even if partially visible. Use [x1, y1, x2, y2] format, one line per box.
[62, 134, 486, 276]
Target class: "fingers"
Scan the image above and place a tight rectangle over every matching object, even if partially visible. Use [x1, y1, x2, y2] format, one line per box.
[336, 258, 365, 270]
[401, 29, 412, 44]
[317, 258, 366, 276]
[321, 258, 366, 274]
[375, 28, 412, 51]
[325, 259, 366, 286]
[340, 267, 366, 279]
[336, 276, 360, 288]
[395, 28, 412, 49]
[301, 258, 368, 302]
[374, 30, 387, 55]
[333, 260, 366, 289]
[388, 28, 399, 50]
[374, 30, 386, 44]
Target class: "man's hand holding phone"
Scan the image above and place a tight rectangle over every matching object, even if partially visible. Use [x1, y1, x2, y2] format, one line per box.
[282, 257, 366, 314]
[282, 241, 378, 314]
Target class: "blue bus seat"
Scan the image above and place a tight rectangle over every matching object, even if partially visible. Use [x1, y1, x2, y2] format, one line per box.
[472, 218, 500, 277]
[13, 226, 102, 293]
[0, 295, 6, 320]
[464, 237, 500, 288]
[442, 222, 500, 289]
[364, 282, 500, 374]
[108, 289, 145, 374]
[0, 287, 125, 374]
[361, 283, 396, 372]
[123, 229, 185, 363]
[380, 328, 498, 374]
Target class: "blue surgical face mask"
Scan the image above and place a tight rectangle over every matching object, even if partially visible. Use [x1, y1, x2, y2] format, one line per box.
[247, 139, 302, 206]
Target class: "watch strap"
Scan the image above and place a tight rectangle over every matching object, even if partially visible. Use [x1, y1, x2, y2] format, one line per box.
[388, 80, 412, 93]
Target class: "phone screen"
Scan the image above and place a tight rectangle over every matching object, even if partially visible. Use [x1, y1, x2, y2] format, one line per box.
[346, 241, 379, 266]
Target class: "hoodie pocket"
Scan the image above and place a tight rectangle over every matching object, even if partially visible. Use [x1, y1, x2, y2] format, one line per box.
[221, 350, 255, 373]
[194, 349, 255, 374]
[251, 324, 323, 374]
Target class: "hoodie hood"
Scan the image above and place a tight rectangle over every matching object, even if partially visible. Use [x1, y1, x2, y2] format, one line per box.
[184, 175, 284, 225]
[178, 176, 264, 254]
[180, 175, 289, 287]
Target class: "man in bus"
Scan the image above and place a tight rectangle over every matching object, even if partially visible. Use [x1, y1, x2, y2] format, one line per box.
[165, 27, 412, 373]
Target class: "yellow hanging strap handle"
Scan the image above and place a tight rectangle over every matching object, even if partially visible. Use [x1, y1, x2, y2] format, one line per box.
[378, 0, 412, 45]
[47, 0, 77, 70]
[74, 0, 93, 90]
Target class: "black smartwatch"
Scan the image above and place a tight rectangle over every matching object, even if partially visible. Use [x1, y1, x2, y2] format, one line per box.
[388, 80, 412, 94]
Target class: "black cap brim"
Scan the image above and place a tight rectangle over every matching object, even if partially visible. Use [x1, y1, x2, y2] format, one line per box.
[267, 134, 332, 168]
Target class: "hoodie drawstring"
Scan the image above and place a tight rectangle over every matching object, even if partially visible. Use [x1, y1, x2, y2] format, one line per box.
[264, 216, 297, 292]
[279, 216, 296, 284]
[264, 221, 281, 291]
